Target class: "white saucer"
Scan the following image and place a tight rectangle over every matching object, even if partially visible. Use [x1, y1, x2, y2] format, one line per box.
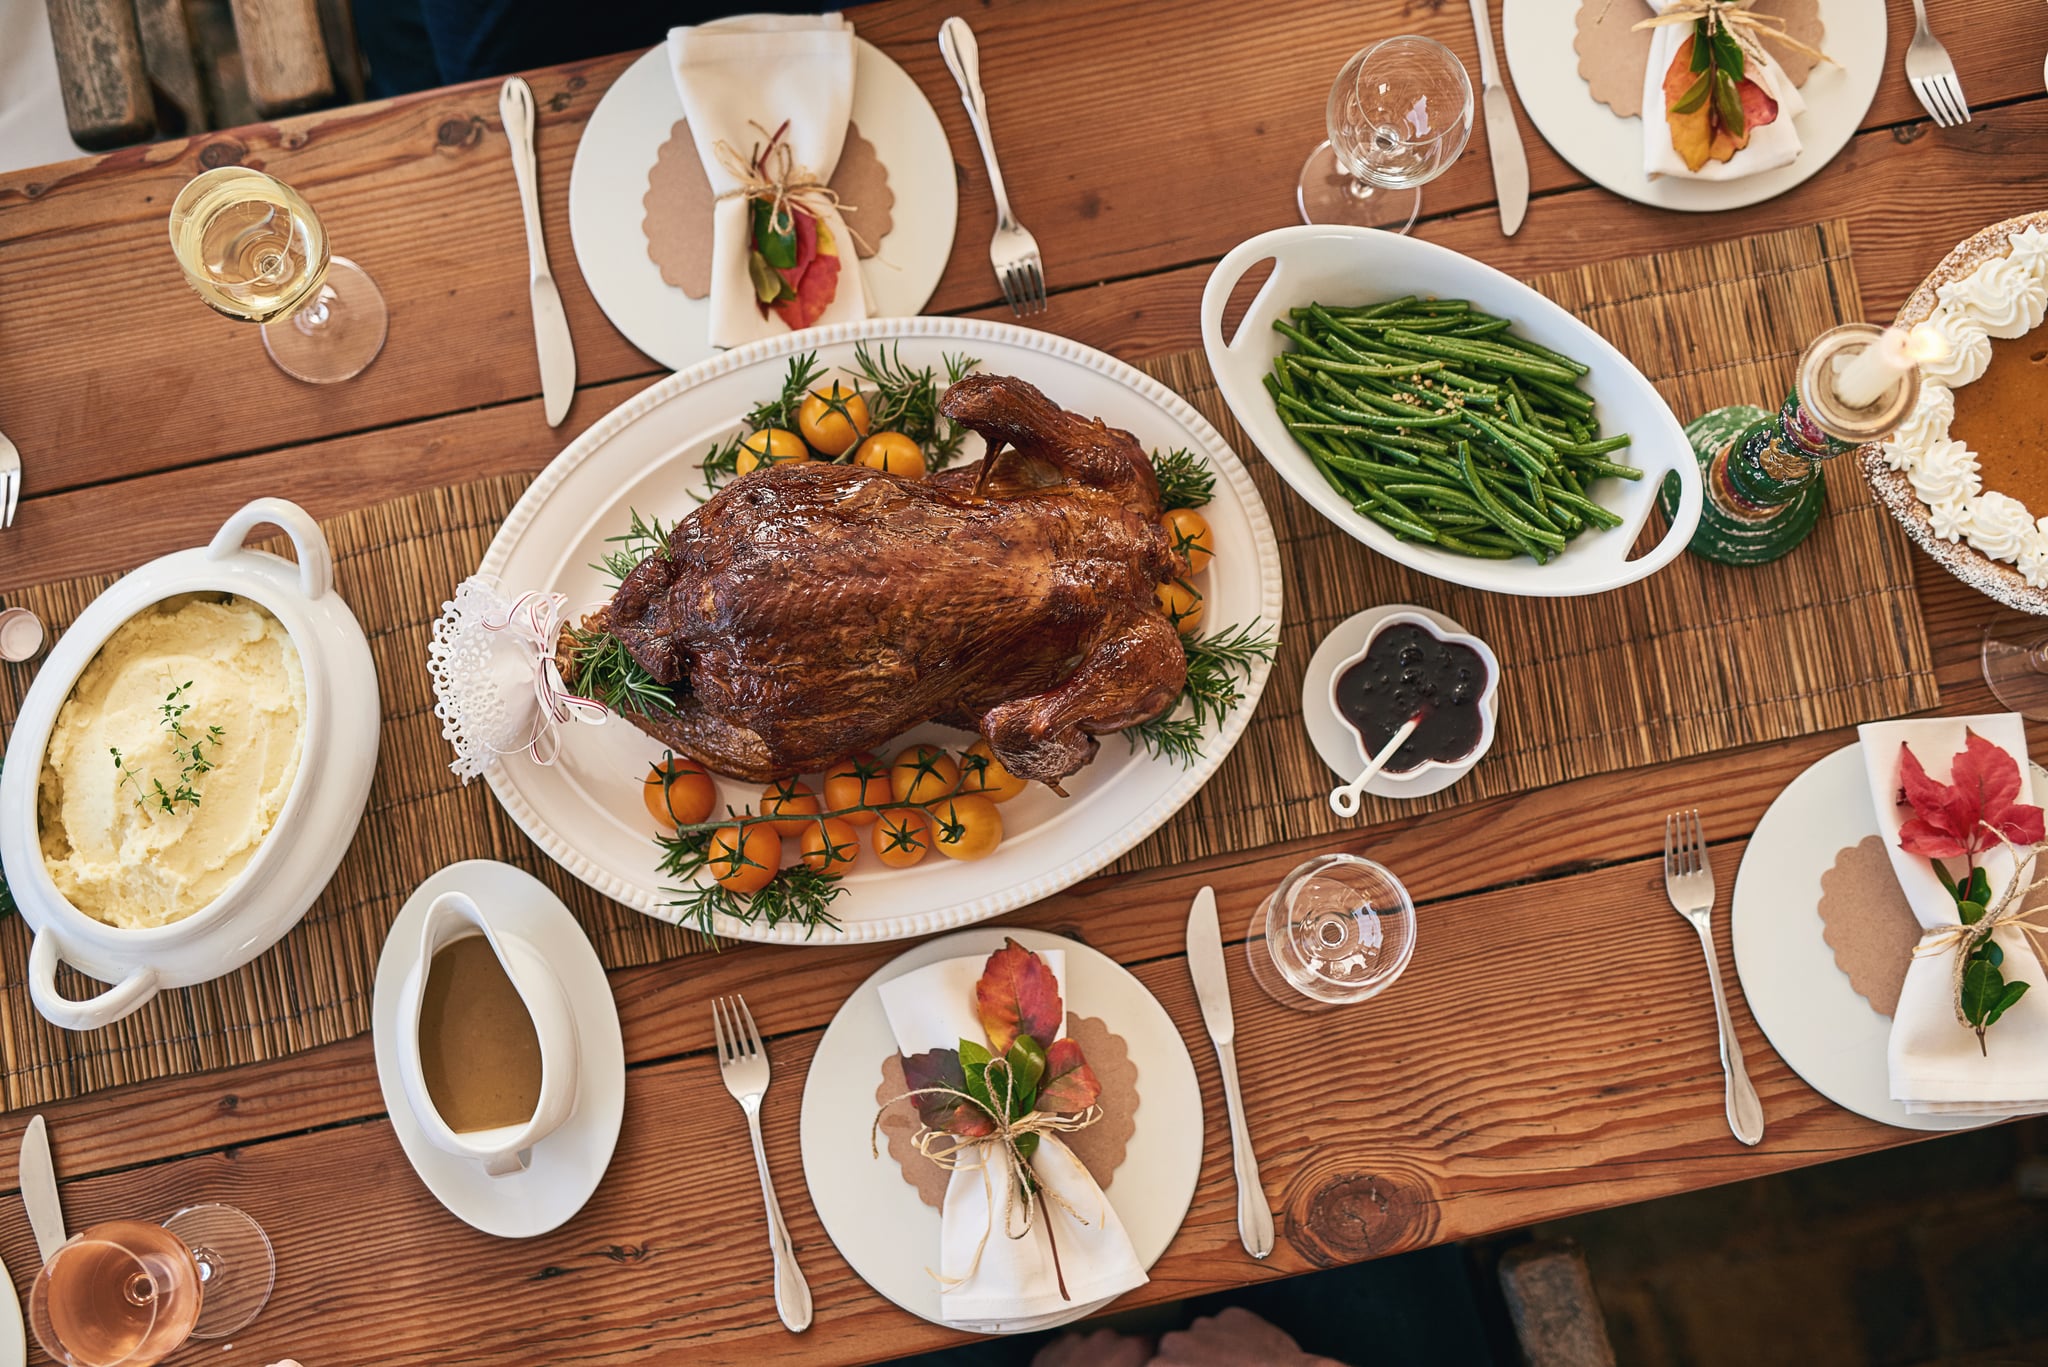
[568, 36, 959, 373]
[1729, 744, 2030, 1133]
[371, 860, 627, 1237]
[1501, 0, 1886, 214]
[798, 928, 1202, 1333]
[1301, 604, 1498, 800]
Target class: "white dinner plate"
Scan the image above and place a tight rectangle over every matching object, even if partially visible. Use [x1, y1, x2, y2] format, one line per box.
[1731, 743, 1989, 1132]
[1502, 0, 1886, 212]
[475, 316, 1284, 944]
[568, 38, 958, 372]
[797, 927, 1202, 1332]
[371, 860, 628, 1236]
[1300, 603, 1499, 800]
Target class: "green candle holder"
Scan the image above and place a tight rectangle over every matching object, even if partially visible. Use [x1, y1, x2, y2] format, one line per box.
[1660, 324, 1920, 566]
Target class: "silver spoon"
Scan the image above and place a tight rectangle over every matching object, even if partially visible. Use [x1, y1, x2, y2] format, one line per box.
[1329, 711, 1424, 817]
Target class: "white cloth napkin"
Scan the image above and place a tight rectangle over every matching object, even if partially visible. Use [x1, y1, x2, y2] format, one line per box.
[666, 14, 871, 347]
[1859, 714, 2048, 1117]
[878, 951, 1147, 1332]
[1639, 1, 1806, 181]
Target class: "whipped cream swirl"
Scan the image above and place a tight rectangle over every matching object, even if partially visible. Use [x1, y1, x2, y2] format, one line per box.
[1917, 303, 1993, 388]
[1907, 437, 1981, 507]
[1883, 382, 1955, 469]
[2020, 525, 2048, 590]
[1928, 499, 1973, 544]
[1938, 252, 2048, 339]
[2009, 225, 2048, 287]
[1967, 490, 2035, 561]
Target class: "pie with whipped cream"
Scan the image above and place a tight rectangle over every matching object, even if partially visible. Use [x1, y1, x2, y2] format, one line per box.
[1866, 211, 2048, 612]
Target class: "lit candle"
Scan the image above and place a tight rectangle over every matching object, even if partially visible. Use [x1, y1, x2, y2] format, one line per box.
[1831, 324, 1947, 409]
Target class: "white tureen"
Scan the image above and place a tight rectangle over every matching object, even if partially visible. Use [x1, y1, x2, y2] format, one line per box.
[0, 499, 380, 1031]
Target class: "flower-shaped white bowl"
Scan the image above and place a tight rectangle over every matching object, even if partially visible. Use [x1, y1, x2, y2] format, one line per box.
[1201, 225, 1700, 597]
[0, 500, 381, 1031]
[1326, 610, 1501, 782]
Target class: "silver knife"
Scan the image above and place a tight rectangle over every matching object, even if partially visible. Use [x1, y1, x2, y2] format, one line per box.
[1467, 0, 1529, 236]
[500, 76, 577, 427]
[19, 1115, 64, 1265]
[1185, 886, 1275, 1260]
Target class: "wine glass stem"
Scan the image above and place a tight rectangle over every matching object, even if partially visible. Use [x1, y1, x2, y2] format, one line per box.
[292, 286, 335, 335]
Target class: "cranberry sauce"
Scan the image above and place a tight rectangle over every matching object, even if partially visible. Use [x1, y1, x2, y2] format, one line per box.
[1333, 623, 1488, 773]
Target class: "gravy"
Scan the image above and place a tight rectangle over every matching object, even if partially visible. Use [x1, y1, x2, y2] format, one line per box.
[417, 935, 544, 1133]
[1951, 323, 2048, 513]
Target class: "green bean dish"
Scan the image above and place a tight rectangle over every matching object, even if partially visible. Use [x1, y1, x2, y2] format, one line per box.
[1265, 298, 1639, 562]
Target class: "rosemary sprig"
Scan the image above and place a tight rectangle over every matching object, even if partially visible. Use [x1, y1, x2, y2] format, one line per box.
[850, 343, 981, 470]
[1126, 621, 1278, 767]
[1150, 447, 1217, 511]
[563, 626, 681, 719]
[702, 352, 830, 491]
[659, 821, 848, 940]
[591, 509, 671, 586]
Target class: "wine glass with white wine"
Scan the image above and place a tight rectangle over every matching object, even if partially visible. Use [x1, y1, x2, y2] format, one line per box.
[168, 166, 387, 384]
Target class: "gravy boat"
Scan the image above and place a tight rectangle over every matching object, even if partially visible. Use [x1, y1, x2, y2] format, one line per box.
[395, 890, 581, 1177]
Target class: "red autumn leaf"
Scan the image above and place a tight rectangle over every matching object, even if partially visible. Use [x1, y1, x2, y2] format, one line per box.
[900, 1046, 995, 1138]
[974, 937, 1063, 1055]
[1738, 78, 1779, 136]
[1034, 1037, 1101, 1114]
[772, 248, 840, 331]
[1897, 731, 2047, 860]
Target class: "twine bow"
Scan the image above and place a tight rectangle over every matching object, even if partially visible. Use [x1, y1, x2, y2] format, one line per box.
[1911, 835, 2048, 1028]
[873, 1055, 1104, 1292]
[1631, 0, 1835, 69]
[480, 589, 608, 765]
[712, 120, 871, 255]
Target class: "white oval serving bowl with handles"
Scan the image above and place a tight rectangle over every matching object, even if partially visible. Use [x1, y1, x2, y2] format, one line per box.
[1326, 609, 1501, 783]
[1201, 225, 1701, 597]
[0, 498, 381, 1032]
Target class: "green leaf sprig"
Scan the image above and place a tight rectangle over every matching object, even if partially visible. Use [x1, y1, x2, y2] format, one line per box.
[1672, 17, 1749, 139]
[1935, 861, 2032, 1054]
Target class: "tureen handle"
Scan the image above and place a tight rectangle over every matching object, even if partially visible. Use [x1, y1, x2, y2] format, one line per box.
[27, 933, 162, 1032]
[207, 498, 333, 601]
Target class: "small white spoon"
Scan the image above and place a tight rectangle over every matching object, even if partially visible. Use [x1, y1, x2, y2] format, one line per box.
[1329, 711, 1424, 817]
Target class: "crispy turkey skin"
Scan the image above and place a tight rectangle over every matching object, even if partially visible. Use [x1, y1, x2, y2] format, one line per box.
[578, 373, 1191, 785]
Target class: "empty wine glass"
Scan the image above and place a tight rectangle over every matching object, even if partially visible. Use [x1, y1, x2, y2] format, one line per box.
[1246, 853, 1417, 1011]
[1297, 35, 1474, 233]
[29, 1203, 274, 1365]
[1982, 626, 2048, 716]
[168, 166, 387, 384]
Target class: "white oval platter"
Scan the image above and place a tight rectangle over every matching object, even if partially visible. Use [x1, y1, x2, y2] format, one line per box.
[476, 316, 1284, 944]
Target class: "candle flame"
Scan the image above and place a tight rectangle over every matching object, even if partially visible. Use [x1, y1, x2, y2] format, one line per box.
[1905, 324, 1948, 364]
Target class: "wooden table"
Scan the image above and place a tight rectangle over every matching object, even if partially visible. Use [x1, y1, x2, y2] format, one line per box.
[1, 2, 2046, 1362]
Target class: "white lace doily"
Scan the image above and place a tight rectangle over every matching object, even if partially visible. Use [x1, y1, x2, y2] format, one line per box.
[428, 578, 607, 781]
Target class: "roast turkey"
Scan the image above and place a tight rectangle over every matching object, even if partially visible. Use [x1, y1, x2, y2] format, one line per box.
[573, 373, 1192, 786]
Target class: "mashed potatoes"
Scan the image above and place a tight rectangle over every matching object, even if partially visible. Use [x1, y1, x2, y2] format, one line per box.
[38, 594, 306, 928]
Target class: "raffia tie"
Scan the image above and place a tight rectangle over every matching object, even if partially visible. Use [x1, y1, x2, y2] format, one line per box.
[1912, 838, 2048, 1027]
[1632, 0, 1835, 70]
[872, 1056, 1104, 1291]
[712, 125, 872, 256]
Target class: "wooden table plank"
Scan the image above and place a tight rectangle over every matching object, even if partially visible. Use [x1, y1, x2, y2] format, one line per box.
[0, 0, 2043, 508]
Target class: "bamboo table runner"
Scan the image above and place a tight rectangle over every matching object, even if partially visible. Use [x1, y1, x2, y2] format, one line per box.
[0, 218, 1934, 1108]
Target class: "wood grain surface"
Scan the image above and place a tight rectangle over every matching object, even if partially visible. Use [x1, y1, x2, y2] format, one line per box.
[1, 0, 2046, 1361]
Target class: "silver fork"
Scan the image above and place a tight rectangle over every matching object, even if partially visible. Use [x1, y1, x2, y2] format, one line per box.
[0, 431, 19, 528]
[712, 995, 813, 1332]
[1664, 810, 1764, 1147]
[1907, 0, 1971, 127]
[938, 17, 1046, 316]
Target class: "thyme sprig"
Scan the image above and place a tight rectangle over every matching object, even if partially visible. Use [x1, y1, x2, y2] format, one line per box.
[1126, 622, 1278, 767]
[109, 682, 224, 815]
[851, 343, 980, 470]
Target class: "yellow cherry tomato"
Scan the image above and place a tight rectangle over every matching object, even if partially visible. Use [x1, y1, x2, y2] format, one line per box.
[709, 822, 781, 894]
[958, 740, 1028, 804]
[1162, 507, 1215, 575]
[822, 751, 891, 825]
[798, 383, 872, 456]
[873, 808, 933, 868]
[890, 744, 960, 806]
[643, 756, 717, 829]
[854, 431, 927, 479]
[928, 794, 1003, 862]
[1156, 578, 1205, 636]
[801, 816, 861, 873]
[759, 777, 821, 837]
[736, 427, 808, 477]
